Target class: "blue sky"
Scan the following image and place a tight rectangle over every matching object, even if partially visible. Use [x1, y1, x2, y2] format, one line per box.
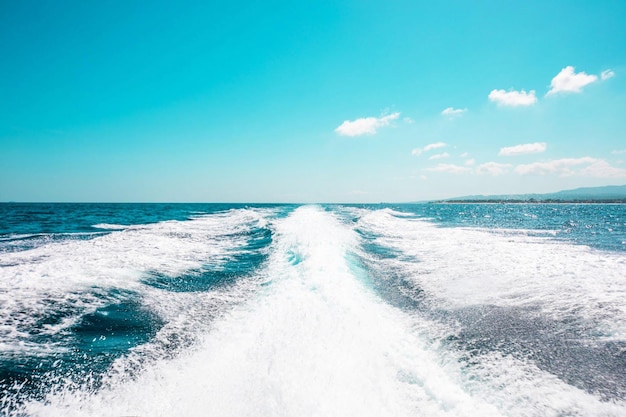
[1, 0, 625, 202]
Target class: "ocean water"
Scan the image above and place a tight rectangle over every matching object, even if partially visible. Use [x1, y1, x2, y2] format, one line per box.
[0, 202, 625, 416]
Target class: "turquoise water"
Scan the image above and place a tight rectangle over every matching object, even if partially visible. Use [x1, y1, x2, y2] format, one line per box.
[1, 203, 625, 416]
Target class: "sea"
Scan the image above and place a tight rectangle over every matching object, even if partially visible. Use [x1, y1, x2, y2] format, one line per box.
[1, 202, 625, 416]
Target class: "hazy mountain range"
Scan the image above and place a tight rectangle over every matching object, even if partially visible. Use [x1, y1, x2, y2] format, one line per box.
[440, 185, 626, 202]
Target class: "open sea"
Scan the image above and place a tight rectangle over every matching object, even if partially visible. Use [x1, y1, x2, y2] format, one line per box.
[1, 202, 625, 416]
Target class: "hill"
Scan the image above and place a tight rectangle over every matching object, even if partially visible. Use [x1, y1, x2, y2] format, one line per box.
[440, 185, 626, 203]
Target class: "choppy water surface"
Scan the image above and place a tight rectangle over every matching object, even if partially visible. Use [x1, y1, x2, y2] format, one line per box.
[1, 203, 625, 416]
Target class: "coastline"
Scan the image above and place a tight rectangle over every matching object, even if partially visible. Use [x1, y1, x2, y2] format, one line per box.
[432, 199, 626, 204]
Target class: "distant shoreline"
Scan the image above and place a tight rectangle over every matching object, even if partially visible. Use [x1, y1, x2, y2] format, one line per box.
[433, 199, 626, 204]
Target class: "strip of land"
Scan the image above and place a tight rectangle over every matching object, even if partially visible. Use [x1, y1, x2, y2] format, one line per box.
[434, 185, 626, 204]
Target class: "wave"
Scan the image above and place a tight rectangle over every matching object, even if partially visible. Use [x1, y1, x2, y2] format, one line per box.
[0, 208, 277, 380]
[355, 207, 626, 402]
[90, 223, 132, 230]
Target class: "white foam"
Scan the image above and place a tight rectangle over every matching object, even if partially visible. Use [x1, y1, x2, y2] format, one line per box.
[90, 223, 131, 230]
[356, 209, 626, 340]
[19, 207, 504, 417]
[461, 352, 626, 416]
[0, 208, 275, 354]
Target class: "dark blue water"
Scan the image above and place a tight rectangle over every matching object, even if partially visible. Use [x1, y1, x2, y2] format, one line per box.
[0, 203, 286, 253]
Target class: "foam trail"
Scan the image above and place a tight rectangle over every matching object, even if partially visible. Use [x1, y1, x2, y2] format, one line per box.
[0, 208, 271, 355]
[13, 206, 626, 417]
[351, 207, 626, 412]
[356, 208, 626, 339]
[19, 206, 503, 417]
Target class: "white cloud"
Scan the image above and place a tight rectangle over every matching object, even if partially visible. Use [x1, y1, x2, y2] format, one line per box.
[499, 142, 547, 156]
[441, 107, 467, 117]
[476, 162, 512, 176]
[612, 149, 626, 155]
[515, 157, 626, 178]
[424, 142, 447, 151]
[488, 89, 537, 106]
[403, 117, 415, 124]
[335, 112, 400, 137]
[425, 164, 471, 174]
[515, 157, 595, 176]
[460, 152, 469, 158]
[412, 142, 447, 156]
[546, 66, 598, 95]
[429, 152, 450, 160]
[465, 158, 475, 166]
[580, 160, 626, 178]
[601, 69, 615, 80]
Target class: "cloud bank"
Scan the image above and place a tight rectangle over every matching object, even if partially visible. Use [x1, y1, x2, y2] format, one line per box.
[422, 156, 625, 178]
[515, 157, 626, 178]
[335, 112, 400, 137]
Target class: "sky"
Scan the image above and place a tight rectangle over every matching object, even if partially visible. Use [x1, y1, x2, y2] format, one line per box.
[1, 0, 625, 203]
